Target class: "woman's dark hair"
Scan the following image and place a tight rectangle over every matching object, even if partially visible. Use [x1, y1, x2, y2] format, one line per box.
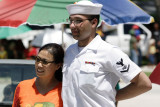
[39, 43, 64, 82]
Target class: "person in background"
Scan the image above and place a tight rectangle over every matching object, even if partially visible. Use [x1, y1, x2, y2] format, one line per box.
[129, 27, 139, 65]
[156, 40, 160, 63]
[132, 25, 142, 66]
[0, 45, 8, 59]
[13, 43, 64, 107]
[129, 24, 142, 66]
[152, 22, 160, 64]
[7, 42, 18, 59]
[153, 22, 160, 41]
[24, 40, 38, 59]
[62, 1, 152, 107]
[132, 25, 141, 42]
[96, 22, 105, 39]
[148, 39, 156, 66]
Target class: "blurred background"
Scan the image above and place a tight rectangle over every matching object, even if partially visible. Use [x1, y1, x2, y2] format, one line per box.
[0, 0, 160, 64]
[0, 0, 160, 107]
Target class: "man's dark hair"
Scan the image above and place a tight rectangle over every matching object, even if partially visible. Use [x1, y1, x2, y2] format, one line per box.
[87, 15, 100, 27]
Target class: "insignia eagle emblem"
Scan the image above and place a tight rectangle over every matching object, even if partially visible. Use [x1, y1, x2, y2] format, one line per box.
[116, 58, 130, 73]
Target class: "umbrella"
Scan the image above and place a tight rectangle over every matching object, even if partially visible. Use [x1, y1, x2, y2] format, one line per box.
[31, 28, 77, 50]
[0, 0, 79, 27]
[0, 0, 154, 50]
[0, 0, 80, 48]
[0, 0, 153, 27]
[0, 25, 32, 39]
[92, 0, 154, 25]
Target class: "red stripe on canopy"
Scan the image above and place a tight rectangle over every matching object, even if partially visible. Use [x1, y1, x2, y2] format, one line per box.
[0, 0, 37, 27]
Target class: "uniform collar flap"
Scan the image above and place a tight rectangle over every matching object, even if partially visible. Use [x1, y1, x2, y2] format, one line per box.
[70, 35, 102, 54]
[86, 35, 102, 51]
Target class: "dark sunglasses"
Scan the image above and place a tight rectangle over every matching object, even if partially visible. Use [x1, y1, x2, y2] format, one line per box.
[35, 56, 55, 65]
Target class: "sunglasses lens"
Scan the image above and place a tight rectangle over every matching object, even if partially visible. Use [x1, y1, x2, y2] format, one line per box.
[35, 56, 54, 65]
[43, 61, 48, 65]
[36, 57, 40, 62]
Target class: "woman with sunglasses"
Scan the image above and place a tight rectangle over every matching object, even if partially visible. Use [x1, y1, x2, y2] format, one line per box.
[13, 43, 64, 107]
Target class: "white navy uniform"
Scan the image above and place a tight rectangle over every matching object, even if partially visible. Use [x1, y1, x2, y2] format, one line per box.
[62, 35, 141, 107]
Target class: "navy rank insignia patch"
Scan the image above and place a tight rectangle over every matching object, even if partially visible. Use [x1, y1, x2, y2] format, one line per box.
[116, 58, 130, 73]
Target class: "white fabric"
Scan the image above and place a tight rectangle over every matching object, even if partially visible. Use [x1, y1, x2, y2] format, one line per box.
[62, 35, 141, 107]
[78, 46, 84, 52]
[42, 29, 76, 51]
[66, 0, 103, 15]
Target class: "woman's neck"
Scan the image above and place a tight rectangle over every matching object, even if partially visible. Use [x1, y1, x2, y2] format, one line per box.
[35, 77, 59, 94]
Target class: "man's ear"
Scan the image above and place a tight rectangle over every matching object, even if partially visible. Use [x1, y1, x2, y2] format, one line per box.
[91, 18, 98, 27]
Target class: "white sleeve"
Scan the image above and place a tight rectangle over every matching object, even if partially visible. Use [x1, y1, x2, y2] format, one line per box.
[109, 47, 141, 83]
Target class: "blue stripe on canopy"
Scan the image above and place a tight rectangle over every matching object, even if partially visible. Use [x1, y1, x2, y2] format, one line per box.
[92, 0, 154, 25]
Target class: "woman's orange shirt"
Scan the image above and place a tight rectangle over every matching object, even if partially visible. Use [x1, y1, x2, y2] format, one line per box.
[12, 78, 63, 107]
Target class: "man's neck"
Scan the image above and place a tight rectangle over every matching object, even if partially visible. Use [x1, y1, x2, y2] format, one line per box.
[78, 34, 96, 47]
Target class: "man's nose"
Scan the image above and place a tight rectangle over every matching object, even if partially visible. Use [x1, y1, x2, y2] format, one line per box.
[70, 21, 76, 28]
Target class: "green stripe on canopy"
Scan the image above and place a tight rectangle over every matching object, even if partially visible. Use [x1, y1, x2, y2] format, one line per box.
[27, 0, 81, 26]
[0, 25, 31, 39]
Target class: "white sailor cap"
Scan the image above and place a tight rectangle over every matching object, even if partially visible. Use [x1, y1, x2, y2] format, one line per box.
[66, 0, 103, 15]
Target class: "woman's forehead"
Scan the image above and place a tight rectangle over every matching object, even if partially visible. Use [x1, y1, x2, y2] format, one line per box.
[38, 50, 53, 59]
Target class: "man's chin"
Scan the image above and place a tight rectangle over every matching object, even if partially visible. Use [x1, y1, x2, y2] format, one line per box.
[72, 35, 79, 40]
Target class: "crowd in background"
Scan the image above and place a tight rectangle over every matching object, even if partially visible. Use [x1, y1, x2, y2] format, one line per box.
[96, 21, 160, 66]
[0, 22, 160, 66]
[127, 22, 160, 66]
[151, 22, 160, 65]
[0, 39, 39, 60]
